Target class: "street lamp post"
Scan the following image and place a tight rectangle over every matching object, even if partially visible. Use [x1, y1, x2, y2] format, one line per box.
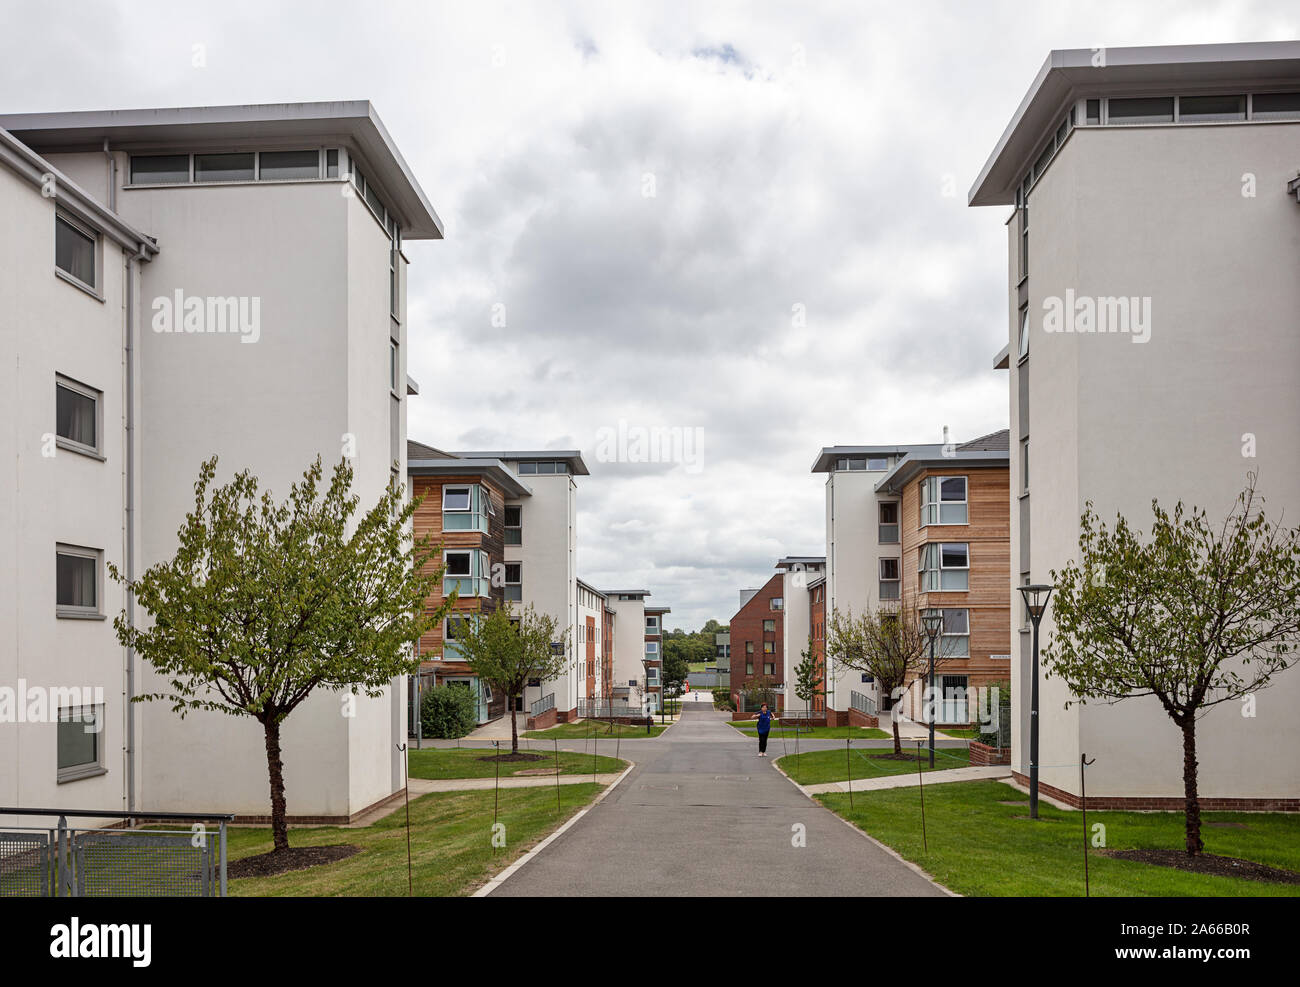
[920, 610, 944, 769]
[1018, 583, 1055, 820]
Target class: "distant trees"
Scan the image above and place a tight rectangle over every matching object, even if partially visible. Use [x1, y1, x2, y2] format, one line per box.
[792, 638, 824, 715]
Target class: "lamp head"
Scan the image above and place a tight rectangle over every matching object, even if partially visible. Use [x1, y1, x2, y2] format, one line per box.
[1018, 583, 1055, 624]
[920, 610, 944, 640]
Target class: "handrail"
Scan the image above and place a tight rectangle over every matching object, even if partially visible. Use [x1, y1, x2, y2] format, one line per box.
[0, 807, 234, 821]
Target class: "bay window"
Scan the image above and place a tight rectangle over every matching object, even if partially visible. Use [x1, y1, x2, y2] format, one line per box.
[919, 542, 969, 592]
[920, 476, 968, 526]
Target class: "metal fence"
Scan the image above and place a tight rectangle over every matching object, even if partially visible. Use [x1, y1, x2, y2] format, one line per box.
[850, 690, 878, 717]
[687, 672, 729, 689]
[530, 692, 556, 717]
[0, 808, 232, 897]
[576, 699, 642, 719]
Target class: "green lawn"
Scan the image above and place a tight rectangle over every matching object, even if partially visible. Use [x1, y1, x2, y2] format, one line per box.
[940, 728, 981, 740]
[728, 721, 890, 741]
[776, 745, 970, 785]
[228, 784, 605, 896]
[524, 720, 670, 740]
[407, 747, 626, 780]
[819, 780, 1300, 897]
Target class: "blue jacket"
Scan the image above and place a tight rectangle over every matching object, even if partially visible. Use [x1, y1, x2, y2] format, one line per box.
[756, 711, 772, 734]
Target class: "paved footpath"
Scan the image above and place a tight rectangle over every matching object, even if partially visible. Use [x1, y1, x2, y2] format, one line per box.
[488, 705, 945, 896]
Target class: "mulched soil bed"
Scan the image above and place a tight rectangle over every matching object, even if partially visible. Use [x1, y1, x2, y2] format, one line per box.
[1099, 849, 1300, 885]
[476, 752, 547, 763]
[228, 844, 361, 879]
[872, 753, 924, 762]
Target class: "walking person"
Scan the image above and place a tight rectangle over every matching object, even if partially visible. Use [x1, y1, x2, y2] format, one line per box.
[756, 703, 773, 757]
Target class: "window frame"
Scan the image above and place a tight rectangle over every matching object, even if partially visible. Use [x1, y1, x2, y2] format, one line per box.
[55, 543, 102, 619]
[919, 542, 970, 592]
[504, 562, 522, 602]
[504, 504, 522, 545]
[878, 501, 900, 543]
[55, 374, 104, 459]
[57, 704, 106, 783]
[920, 475, 969, 526]
[923, 607, 970, 657]
[54, 213, 99, 295]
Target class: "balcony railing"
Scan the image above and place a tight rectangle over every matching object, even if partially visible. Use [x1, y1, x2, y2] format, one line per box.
[530, 693, 556, 717]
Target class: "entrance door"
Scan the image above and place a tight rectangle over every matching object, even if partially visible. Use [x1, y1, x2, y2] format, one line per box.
[941, 675, 969, 725]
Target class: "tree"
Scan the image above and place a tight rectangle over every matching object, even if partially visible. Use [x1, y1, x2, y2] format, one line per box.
[458, 602, 568, 754]
[792, 637, 824, 715]
[420, 684, 477, 739]
[741, 674, 780, 713]
[662, 649, 690, 695]
[826, 604, 955, 754]
[113, 456, 447, 853]
[1043, 475, 1300, 856]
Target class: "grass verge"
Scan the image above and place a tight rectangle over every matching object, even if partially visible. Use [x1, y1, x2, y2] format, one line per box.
[818, 779, 1300, 897]
[407, 747, 626, 780]
[776, 745, 971, 784]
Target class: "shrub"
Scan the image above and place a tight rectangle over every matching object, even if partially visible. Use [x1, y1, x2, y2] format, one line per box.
[976, 678, 1011, 748]
[712, 687, 735, 711]
[420, 684, 478, 739]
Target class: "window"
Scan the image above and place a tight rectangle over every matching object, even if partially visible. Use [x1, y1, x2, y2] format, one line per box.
[504, 504, 522, 545]
[762, 619, 775, 633]
[745, 642, 754, 654]
[919, 542, 969, 592]
[56, 545, 100, 617]
[1021, 439, 1029, 494]
[504, 563, 522, 602]
[130, 154, 190, 184]
[55, 376, 100, 455]
[835, 456, 889, 471]
[1252, 92, 1300, 120]
[258, 149, 320, 180]
[390, 341, 399, 394]
[924, 608, 970, 657]
[645, 641, 659, 657]
[326, 149, 339, 178]
[443, 549, 490, 597]
[1085, 99, 1101, 125]
[879, 502, 899, 543]
[770, 597, 784, 611]
[1019, 190, 1029, 279]
[442, 484, 492, 533]
[920, 476, 968, 526]
[1179, 94, 1245, 122]
[746, 661, 754, 674]
[1017, 306, 1030, 360]
[1108, 96, 1173, 125]
[646, 615, 659, 633]
[58, 705, 104, 782]
[879, 558, 900, 601]
[443, 616, 468, 659]
[55, 215, 96, 289]
[517, 461, 569, 475]
[646, 667, 660, 686]
[764, 663, 775, 676]
[763, 641, 774, 654]
[194, 152, 255, 182]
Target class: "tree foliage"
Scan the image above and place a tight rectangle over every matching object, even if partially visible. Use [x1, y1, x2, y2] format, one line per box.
[112, 456, 447, 851]
[1044, 475, 1300, 855]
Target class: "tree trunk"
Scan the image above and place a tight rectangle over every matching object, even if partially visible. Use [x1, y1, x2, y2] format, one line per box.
[1181, 719, 1203, 856]
[892, 712, 902, 756]
[510, 701, 519, 754]
[263, 718, 290, 853]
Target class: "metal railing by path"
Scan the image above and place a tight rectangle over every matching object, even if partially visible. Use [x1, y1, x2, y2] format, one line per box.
[530, 692, 556, 717]
[576, 699, 643, 719]
[0, 807, 233, 897]
[687, 671, 729, 689]
[850, 690, 878, 717]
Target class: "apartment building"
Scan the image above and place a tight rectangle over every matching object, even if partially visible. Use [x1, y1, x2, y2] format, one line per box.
[775, 556, 825, 714]
[645, 605, 670, 711]
[811, 435, 1010, 725]
[408, 446, 589, 723]
[577, 579, 612, 705]
[0, 102, 441, 822]
[604, 591, 656, 712]
[874, 434, 1011, 724]
[970, 41, 1300, 807]
[808, 577, 826, 713]
[729, 573, 785, 709]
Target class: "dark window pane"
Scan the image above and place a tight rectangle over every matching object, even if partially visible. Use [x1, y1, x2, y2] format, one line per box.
[131, 154, 190, 184]
[1179, 94, 1245, 122]
[56, 383, 96, 448]
[58, 709, 99, 769]
[57, 552, 96, 608]
[194, 153, 255, 182]
[1252, 92, 1300, 120]
[1086, 99, 1101, 125]
[940, 544, 968, 569]
[259, 149, 319, 180]
[1108, 97, 1174, 124]
[55, 217, 95, 286]
[445, 554, 470, 576]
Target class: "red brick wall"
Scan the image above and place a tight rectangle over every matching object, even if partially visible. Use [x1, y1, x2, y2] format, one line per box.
[1009, 772, 1300, 811]
[730, 573, 785, 707]
[810, 582, 826, 713]
[969, 741, 1011, 766]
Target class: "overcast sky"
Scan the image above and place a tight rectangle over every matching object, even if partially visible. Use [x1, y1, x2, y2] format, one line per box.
[5, 1, 1296, 630]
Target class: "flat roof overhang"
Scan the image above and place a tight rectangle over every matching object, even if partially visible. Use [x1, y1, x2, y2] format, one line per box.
[0, 101, 444, 239]
[875, 450, 1010, 495]
[969, 41, 1300, 207]
[451, 450, 591, 476]
[407, 458, 533, 498]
